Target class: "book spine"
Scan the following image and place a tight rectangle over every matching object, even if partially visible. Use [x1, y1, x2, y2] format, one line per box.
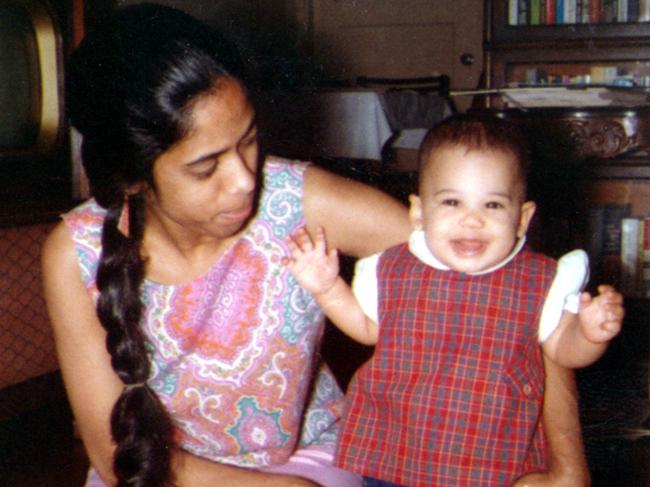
[519, 0, 530, 24]
[586, 206, 605, 282]
[547, 0, 557, 22]
[565, 0, 578, 22]
[576, 0, 584, 22]
[638, 0, 649, 19]
[600, 204, 631, 286]
[619, 0, 629, 20]
[531, 0, 542, 23]
[582, 0, 593, 21]
[557, 0, 566, 22]
[642, 218, 650, 297]
[629, 0, 640, 21]
[620, 217, 641, 297]
[591, 0, 604, 21]
[603, 0, 618, 22]
[510, 0, 520, 24]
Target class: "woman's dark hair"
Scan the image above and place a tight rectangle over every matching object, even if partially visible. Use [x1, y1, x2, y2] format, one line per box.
[65, 4, 249, 486]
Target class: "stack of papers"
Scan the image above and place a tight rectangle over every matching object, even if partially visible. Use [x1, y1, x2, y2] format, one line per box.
[499, 86, 650, 108]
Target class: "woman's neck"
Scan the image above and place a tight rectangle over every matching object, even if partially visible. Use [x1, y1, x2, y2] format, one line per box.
[141, 212, 239, 285]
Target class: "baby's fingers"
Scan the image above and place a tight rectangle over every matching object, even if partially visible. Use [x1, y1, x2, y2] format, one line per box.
[602, 319, 622, 335]
[292, 226, 315, 251]
[596, 285, 624, 304]
[284, 235, 303, 259]
[311, 226, 329, 254]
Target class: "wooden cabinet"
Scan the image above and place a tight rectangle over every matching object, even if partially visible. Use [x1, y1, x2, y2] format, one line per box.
[483, 3, 650, 485]
[483, 1, 650, 266]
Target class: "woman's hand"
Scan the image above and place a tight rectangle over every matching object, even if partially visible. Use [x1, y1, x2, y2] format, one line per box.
[513, 467, 590, 487]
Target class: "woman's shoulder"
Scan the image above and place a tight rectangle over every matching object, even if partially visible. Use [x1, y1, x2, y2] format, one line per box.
[48, 199, 105, 285]
[61, 199, 105, 243]
[41, 217, 89, 291]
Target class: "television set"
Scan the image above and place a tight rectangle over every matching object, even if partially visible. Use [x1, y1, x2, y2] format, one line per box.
[0, 0, 71, 220]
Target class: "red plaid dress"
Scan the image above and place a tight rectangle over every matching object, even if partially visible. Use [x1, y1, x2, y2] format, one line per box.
[337, 244, 557, 486]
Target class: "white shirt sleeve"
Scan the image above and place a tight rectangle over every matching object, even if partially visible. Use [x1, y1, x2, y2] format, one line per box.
[351, 253, 381, 323]
[538, 249, 590, 343]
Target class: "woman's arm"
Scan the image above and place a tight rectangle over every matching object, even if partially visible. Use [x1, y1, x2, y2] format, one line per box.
[42, 222, 318, 487]
[42, 222, 122, 484]
[514, 357, 591, 487]
[302, 165, 411, 258]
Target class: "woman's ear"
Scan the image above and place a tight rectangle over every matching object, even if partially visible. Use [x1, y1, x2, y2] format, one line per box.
[517, 200, 537, 238]
[126, 182, 147, 196]
[409, 194, 423, 231]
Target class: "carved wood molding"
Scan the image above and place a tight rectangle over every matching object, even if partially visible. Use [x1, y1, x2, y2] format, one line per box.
[560, 116, 641, 159]
[489, 108, 650, 160]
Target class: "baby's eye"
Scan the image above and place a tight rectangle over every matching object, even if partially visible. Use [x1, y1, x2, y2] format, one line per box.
[441, 199, 460, 207]
[486, 201, 505, 209]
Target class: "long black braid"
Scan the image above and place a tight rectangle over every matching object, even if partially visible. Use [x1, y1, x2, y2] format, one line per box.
[65, 4, 250, 485]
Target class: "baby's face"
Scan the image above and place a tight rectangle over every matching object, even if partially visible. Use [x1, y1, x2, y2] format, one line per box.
[410, 146, 536, 273]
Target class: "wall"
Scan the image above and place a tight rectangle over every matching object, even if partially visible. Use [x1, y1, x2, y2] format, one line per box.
[102, 1, 484, 92]
[0, 223, 57, 390]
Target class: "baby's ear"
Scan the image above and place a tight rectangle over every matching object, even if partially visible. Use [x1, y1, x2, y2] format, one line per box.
[408, 194, 423, 230]
[517, 200, 537, 238]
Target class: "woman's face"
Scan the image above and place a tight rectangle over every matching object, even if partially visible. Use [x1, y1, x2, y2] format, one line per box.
[146, 77, 259, 242]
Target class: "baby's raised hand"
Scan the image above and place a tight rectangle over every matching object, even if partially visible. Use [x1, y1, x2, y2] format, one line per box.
[284, 226, 339, 295]
[578, 284, 624, 344]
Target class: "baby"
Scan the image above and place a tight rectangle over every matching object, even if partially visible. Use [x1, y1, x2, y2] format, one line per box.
[286, 113, 623, 486]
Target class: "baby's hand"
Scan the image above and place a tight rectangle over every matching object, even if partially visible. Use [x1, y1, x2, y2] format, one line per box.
[284, 226, 339, 295]
[578, 284, 624, 344]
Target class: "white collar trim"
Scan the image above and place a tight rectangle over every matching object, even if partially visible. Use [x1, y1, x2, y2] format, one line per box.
[407, 229, 526, 275]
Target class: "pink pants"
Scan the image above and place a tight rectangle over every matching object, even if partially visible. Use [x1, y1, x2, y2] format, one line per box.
[85, 446, 362, 487]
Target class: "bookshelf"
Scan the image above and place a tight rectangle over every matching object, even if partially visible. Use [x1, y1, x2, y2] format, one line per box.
[486, 1, 650, 91]
[484, 1, 650, 284]
[484, 2, 650, 481]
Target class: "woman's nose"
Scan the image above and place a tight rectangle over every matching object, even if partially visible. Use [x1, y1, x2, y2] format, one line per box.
[225, 153, 256, 193]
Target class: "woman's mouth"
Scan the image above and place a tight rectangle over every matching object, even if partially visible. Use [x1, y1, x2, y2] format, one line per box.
[220, 204, 253, 222]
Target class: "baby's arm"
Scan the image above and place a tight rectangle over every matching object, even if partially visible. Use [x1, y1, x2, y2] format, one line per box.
[285, 226, 378, 345]
[543, 285, 624, 368]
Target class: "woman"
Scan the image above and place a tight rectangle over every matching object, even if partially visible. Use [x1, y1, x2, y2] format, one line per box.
[42, 3, 589, 487]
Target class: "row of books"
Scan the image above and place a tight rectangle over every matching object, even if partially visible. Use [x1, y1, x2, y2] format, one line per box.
[520, 66, 647, 87]
[586, 204, 650, 298]
[508, 0, 650, 25]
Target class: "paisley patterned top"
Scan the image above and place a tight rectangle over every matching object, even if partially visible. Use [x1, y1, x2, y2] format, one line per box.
[64, 156, 344, 468]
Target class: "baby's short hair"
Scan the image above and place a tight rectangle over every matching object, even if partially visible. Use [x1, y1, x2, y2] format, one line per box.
[418, 113, 531, 194]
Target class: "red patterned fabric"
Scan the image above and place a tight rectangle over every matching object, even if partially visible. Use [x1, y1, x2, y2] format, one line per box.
[337, 244, 557, 486]
[0, 223, 58, 389]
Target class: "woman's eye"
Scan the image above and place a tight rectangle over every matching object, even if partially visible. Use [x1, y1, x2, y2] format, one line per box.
[192, 163, 217, 180]
[240, 130, 258, 148]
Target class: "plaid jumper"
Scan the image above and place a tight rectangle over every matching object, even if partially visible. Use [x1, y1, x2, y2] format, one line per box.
[337, 243, 557, 486]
